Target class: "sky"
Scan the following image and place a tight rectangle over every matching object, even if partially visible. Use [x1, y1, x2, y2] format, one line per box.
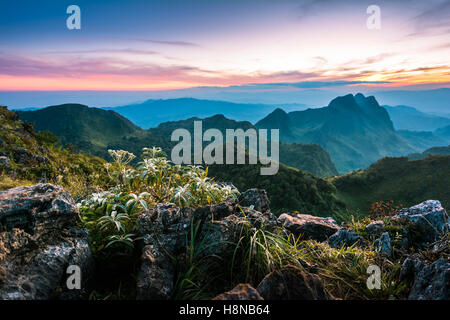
[0, 0, 449, 91]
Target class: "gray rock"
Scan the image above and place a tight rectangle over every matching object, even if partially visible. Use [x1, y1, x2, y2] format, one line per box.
[393, 200, 449, 244]
[13, 147, 48, 166]
[239, 189, 270, 214]
[401, 257, 450, 300]
[278, 213, 340, 242]
[0, 156, 10, 168]
[375, 232, 392, 257]
[256, 265, 334, 300]
[136, 198, 278, 300]
[213, 284, 263, 300]
[328, 228, 360, 248]
[0, 184, 93, 300]
[366, 220, 385, 235]
[136, 203, 191, 300]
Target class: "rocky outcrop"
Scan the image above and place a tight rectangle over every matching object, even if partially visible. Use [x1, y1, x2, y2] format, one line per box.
[136, 195, 279, 300]
[136, 203, 191, 300]
[278, 213, 340, 241]
[0, 184, 93, 300]
[12, 147, 48, 166]
[328, 228, 360, 248]
[213, 284, 263, 300]
[238, 189, 270, 214]
[401, 257, 449, 300]
[375, 232, 392, 257]
[393, 200, 449, 244]
[256, 265, 334, 300]
[366, 220, 385, 236]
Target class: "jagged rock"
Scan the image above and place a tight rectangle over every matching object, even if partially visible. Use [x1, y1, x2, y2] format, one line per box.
[375, 232, 392, 257]
[401, 257, 449, 300]
[366, 220, 385, 235]
[12, 147, 48, 166]
[393, 200, 449, 244]
[213, 284, 263, 300]
[0, 183, 93, 300]
[256, 265, 334, 300]
[136, 203, 191, 300]
[239, 189, 270, 214]
[278, 213, 340, 242]
[328, 228, 360, 248]
[196, 200, 278, 258]
[0, 156, 10, 168]
[136, 198, 278, 300]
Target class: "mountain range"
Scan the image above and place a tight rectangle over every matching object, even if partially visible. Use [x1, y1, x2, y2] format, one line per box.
[17, 105, 339, 178]
[18, 94, 450, 176]
[256, 93, 419, 173]
[382, 105, 450, 131]
[6, 101, 450, 216]
[103, 98, 278, 129]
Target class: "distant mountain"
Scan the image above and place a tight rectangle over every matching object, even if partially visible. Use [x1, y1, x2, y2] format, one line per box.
[104, 98, 277, 129]
[435, 124, 450, 140]
[372, 88, 450, 114]
[332, 155, 450, 213]
[397, 130, 449, 151]
[256, 93, 416, 173]
[408, 145, 450, 160]
[381, 105, 450, 131]
[17, 104, 142, 158]
[144, 114, 339, 178]
[17, 104, 338, 177]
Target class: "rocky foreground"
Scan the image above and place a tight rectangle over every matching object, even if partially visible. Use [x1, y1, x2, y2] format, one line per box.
[0, 184, 449, 300]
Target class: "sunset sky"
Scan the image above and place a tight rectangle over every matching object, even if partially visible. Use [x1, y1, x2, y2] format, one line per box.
[0, 0, 449, 91]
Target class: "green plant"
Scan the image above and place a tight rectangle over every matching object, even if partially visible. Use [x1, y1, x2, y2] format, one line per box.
[79, 147, 238, 254]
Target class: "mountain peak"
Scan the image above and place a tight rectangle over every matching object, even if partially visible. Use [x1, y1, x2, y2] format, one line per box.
[271, 107, 288, 116]
[328, 94, 359, 111]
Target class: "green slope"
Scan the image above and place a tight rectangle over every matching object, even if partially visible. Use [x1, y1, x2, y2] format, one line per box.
[408, 145, 450, 160]
[0, 106, 109, 197]
[331, 155, 450, 214]
[17, 104, 142, 158]
[208, 161, 345, 216]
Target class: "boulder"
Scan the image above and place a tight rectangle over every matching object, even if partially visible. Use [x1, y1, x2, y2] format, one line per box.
[0, 184, 93, 300]
[366, 220, 385, 235]
[401, 257, 449, 300]
[278, 213, 340, 242]
[256, 265, 334, 300]
[239, 189, 270, 214]
[136, 198, 279, 300]
[393, 200, 449, 244]
[328, 228, 360, 248]
[0, 156, 10, 168]
[375, 232, 392, 257]
[213, 284, 263, 300]
[136, 203, 191, 300]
